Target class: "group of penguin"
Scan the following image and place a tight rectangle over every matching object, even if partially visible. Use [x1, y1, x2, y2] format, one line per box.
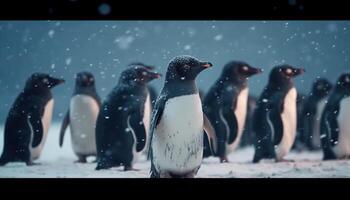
[0, 55, 350, 178]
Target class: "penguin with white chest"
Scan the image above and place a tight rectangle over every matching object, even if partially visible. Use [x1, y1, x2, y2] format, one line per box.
[149, 55, 217, 178]
[59, 71, 101, 163]
[95, 66, 161, 170]
[300, 78, 333, 150]
[202, 61, 262, 163]
[320, 73, 350, 160]
[0, 73, 64, 166]
[128, 62, 159, 155]
[253, 65, 304, 163]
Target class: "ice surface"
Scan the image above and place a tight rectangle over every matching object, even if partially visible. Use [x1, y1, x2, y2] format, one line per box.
[0, 123, 349, 178]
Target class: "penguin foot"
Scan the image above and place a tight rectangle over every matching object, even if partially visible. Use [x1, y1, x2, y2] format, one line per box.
[220, 156, 229, 163]
[124, 166, 139, 171]
[276, 158, 295, 162]
[74, 159, 87, 163]
[75, 156, 87, 163]
[26, 161, 41, 166]
[0, 158, 9, 166]
[95, 162, 112, 170]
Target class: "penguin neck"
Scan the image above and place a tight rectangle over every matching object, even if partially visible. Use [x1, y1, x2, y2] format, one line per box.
[219, 76, 248, 89]
[267, 78, 294, 93]
[24, 87, 52, 97]
[74, 85, 97, 96]
[164, 79, 198, 97]
[335, 86, 350, 98]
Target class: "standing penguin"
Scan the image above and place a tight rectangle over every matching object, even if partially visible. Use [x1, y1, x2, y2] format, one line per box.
[299, 78, 333, 150]
[253, 65, 304, 163]
[95, 66, 161, 170]
[149, 55, 217, 178]
[128, 62, 159, 154]
[59, 71, 101, 163]
[0, 73, 64, 166]
[202, 61, 262, 163]
[320, 73, 350, 160]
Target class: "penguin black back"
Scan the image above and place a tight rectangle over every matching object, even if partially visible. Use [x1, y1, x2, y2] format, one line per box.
[299, 78, 333, 150]
[320, 73, 350, 160]
[253, 65, 304, 163]
[95, 66, 161, 170]
[202, 61, 262, 162]
[0, 73, 64, 166]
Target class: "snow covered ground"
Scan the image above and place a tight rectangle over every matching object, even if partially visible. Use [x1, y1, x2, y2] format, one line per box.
[0, 123, 349, 178]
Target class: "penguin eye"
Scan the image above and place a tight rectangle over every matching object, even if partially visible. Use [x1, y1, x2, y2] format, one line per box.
[42, 78, 49, 84]
[242, 66, 249, 71]
[183, 64, 191, 70]
[345, 76, 350, 83]
[285, 68, 293, 75]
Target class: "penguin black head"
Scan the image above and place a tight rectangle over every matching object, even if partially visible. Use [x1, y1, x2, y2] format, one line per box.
[75, 71, 95, 87]
[222, 61, 262, 82]
[128, 62, 156, 71]
[311, 78, 333, 98]
[335, 73, 350, 94]
[25, 73, 65, 92]
[120, 66, 161, 85]
[166, 55, 212, 82]
[269, 65, 305, 86]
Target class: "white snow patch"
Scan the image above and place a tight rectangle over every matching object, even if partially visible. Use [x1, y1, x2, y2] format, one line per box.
[0, 124, 350, 178]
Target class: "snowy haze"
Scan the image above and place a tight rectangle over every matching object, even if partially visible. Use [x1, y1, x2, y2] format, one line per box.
[1, 21, 350, 178]
[0, 21, 350, 122]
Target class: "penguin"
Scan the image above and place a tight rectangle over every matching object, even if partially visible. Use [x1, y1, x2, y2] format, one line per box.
[95, 66, 161, 170]
[299, 78, 333, 150]
[149, 55, 218, 178]
[293, 92, 307, 151]
[320, 73, 350, 160]
[240, 95, 258, 147]
[0, 73, 64, 166]
[128, 62, 159, 155]
[59, 71, 101, 163]
[202, 61, 262, 163]
[252, 65, 304, 163]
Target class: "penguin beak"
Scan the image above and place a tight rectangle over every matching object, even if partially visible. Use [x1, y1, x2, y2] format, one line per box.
[200, 62, 213, 69]
[148, 71, 162, 80]
[144, 65, 156, 71]
[49, 77, 65, 87]
[248, 67, 263, 76]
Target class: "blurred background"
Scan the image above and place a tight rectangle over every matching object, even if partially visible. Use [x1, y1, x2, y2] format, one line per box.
[0, 21, 349, 122]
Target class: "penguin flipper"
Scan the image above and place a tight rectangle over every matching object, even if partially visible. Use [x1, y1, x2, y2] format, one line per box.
[320, 102, 339, 160]
[29, 111, 44, 148]
[148, 85, 158, 108]
[129, 112, 147, 152]
[222, 106, 238, 144]
[221, 89, 238, 144]
[59, 110, 70, 147]
[203, 114, 218, 155]
[147, 94, 166, 159]
[270, 107, 284, 146]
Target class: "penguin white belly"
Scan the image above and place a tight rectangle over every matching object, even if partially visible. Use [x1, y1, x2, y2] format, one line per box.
[142, 94, 151, 154]
[30, 99, 54, 160]
[153, 94, 203, 175]
[226, 87, 248, 153]
[312, 98, 327, 147]
[333, 96, 350, 158]
[69, 95, 99, 156]
[276, 88, 297, 160]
